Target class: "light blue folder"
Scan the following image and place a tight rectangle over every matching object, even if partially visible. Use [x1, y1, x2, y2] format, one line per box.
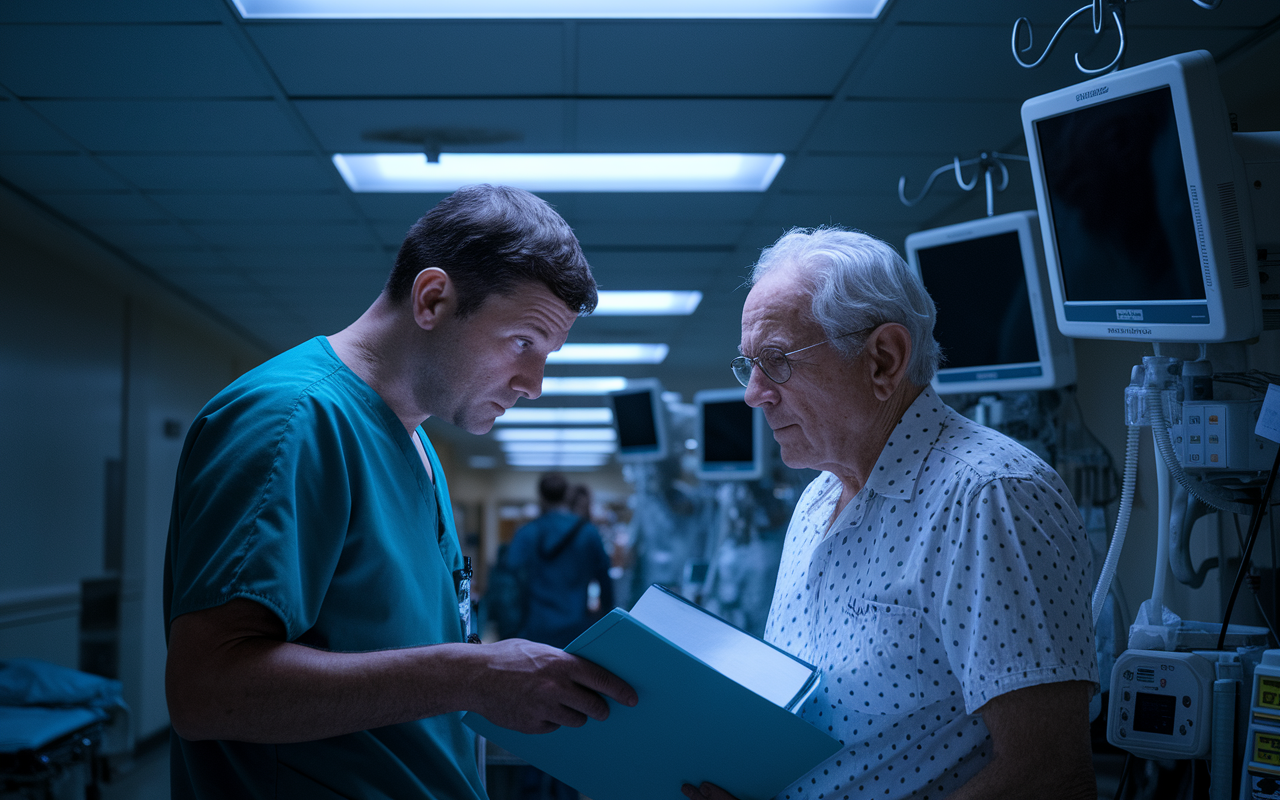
[464, 605, 841, 800]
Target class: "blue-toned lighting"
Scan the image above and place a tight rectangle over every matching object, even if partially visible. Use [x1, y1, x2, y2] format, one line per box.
[547, 344, 668, 364]
[501, 441, 618, 454]
[332, 153, 784, 193]
[495, 407, 614, 425]
[506, 453, 611, 468]
[235, 0, 887, 19]
[494, 427, 617, 442]
[594, 291, 702, 316]
[539, 377, 628, 396]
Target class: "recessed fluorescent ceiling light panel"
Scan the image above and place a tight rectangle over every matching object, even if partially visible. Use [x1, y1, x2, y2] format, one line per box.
[496, 408, 614, 425]
[332, 154, 784, 193]
[236, 0, 887, 19]
[501, 441, 618, 454]
[507, 454, 611, 468]
[494, 427, 617, 442]
[594, 291, 702, 316]
[548, 344, 668, 364]
[539, 377, 628, 396]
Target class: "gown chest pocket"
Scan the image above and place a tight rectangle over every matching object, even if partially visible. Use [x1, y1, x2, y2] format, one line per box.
[821, 598, 934, 717]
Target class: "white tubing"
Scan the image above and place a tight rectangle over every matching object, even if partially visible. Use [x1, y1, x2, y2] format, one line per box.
[1151, 436, 1171, 618]
[1093, 424, 1141, 627]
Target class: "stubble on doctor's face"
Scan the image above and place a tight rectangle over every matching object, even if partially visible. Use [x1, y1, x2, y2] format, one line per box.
[425, 282, 578, 435]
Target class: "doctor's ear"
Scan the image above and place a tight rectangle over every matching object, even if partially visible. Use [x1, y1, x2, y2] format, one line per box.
[411, 268, 453, 331]
[862, 323, 913, 401]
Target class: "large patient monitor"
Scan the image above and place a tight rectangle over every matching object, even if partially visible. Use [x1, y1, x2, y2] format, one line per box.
[906, 210, 1076, 395]
[1021, 49, 1263, 343]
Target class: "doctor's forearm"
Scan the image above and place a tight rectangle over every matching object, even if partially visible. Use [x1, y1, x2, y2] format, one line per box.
[166, 634, 482, 743]
[165, 598, 634, 743]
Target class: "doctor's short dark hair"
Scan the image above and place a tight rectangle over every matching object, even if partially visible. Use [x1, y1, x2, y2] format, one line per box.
[385, 184, 598, 319]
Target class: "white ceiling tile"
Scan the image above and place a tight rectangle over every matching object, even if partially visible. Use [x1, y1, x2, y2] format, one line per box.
[886, 0, 1276, 29]
[584, 250, 741, 291]
[846, 24, 1102, 100]
[98, 154, 338, 191]
[31, 100, 310, 153]
[247, 22, 567, 96]
[572, 221, 745, 249]
[575, 99, 825, 151]
[151, 192, 353, 222]
[221, 247, 391, 273]
[373, 221, 420, 248]
[807, 99, 1024, 155]
[138, 250, 231, 273]
[758, 192, 934, 226]
[350, 193, 450, 223]
[0, 102, 80, 152]
[294, 99, 569, 153]
[776, 153, 1008, 195]
[1126, 0, 1280, 28]
[0, 153, 130, 192]
[0, 0, 226, 23]
[849, 23, 1267, 101]
[84, 221, 203, 249]
[36, 192, 169, 222]
[576, 21, 874, 96]
[191, 221, 378, 249]
[561, 193, 765, 223]
[0, 25, 273, 98]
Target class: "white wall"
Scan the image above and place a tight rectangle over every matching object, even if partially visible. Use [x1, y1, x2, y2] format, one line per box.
[0, 186, 265, 742]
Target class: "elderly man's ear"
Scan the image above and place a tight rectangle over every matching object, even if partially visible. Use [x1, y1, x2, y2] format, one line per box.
[863, 323, 914, 401]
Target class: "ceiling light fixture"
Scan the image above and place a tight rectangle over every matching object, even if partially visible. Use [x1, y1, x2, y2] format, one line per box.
[547, 344, 668, 364]
[495, 407, 615, 425]
[332, 153, 784, 193]
[593, 291, 702, 316]
[538, 377, 629, 396]
[494, 427, 617, 442]
[506, 453, 612, 468]
[500, 441, 618, 454]
[236, 0, 887, 19]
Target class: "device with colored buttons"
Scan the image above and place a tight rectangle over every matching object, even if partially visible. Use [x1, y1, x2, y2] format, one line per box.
[1241, 650, 1280, 799]
[1108, 650, 1216, 759]
[1170, 399, 1277, 471]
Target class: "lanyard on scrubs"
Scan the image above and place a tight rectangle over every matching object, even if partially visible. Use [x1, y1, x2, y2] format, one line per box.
[453, 557, 481, 643]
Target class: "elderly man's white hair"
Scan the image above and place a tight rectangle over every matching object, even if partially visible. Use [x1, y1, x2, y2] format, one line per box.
[749, 226, 942, 387]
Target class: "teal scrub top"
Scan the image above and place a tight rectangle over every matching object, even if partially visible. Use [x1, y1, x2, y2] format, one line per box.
[164, 336, 485, 800]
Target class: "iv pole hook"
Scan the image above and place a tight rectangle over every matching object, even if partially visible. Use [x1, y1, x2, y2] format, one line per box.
[1012, 0, 1126, 75]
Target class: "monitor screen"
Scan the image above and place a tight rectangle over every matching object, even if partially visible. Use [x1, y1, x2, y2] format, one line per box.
[1022, 49, 1262, 343]
[694, 388, 765, 481]
[1036, 87, 1204, 306]
[906, 210, 1075, 395]
[610, 379, 669, 462]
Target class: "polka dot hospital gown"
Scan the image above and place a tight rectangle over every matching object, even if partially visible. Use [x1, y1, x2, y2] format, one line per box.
[764, 387, 1097, 800]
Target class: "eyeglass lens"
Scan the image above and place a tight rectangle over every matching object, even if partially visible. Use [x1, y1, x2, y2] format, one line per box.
[732, 348, 791, 387]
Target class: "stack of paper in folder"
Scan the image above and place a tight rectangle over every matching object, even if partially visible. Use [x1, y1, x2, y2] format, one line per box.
[464, 584, 840, 800]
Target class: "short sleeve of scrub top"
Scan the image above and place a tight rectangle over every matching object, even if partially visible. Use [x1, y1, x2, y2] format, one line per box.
[164, 337, 484, 800]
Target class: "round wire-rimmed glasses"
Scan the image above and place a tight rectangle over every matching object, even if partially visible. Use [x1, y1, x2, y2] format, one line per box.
[730, 327, 875, 388]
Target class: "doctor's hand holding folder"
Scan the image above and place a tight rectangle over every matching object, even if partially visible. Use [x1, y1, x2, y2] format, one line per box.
[464, 584, 840, 800]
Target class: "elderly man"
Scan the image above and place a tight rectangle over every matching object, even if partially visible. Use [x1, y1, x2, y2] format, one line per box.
[687, 227, 1097, 800]
[164, 185, 636, 800]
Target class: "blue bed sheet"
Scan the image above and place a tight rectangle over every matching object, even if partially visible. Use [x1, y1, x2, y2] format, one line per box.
[0, 706, 106, 753]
